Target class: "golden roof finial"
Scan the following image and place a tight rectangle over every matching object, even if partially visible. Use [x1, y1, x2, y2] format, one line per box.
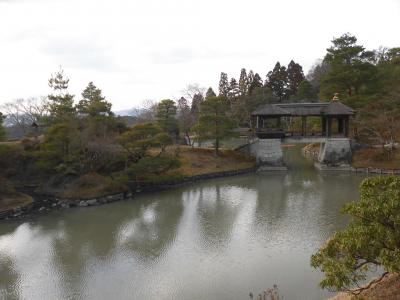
[332, 93, 339, 102]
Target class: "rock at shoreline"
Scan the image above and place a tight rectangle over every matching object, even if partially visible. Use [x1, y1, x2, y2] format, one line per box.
[86, 199, 98, 206]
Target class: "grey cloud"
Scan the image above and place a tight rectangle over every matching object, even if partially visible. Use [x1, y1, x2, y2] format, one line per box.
[148, 47, 267, 65]
[42, 37, 120, 72]
[148, 48, 197, 64]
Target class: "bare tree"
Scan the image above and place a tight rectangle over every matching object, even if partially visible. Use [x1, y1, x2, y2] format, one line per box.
[357, 98, 400, 159]
[0, 97, 49, 132]
[128, 99, 158, 124]
[181, 83, 206, 102]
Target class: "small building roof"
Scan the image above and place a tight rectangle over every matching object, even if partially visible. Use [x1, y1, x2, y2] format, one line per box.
[251, 101, 355, 117]
[321, 101, 356, 115]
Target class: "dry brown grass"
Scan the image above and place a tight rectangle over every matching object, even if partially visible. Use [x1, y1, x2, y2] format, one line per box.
[56, 172, 128, 199]
[330, 273, 400, 300]
[303, 142, 321, 152]
[352, 148, 400, 169]
[0, 178, 33, 212]
[175, 146, 255, 176]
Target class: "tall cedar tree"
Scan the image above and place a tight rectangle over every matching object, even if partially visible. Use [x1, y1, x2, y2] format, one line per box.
[228, 78, 240, 100]
[218, 72, 230, 97]
[286, 60, 305, 97]
[48, 67, 75, 122]
[77, 82, 112, 117]
[248, 72, 263, 95]
[0, 112, 5, 141]
[156, 99, 178, 137]
[177, 97, 193, 145]
[190, 93, 204, 118]
[247, 70, 255, 93]
[195, 96, 237, 156]
[205, 87, 216, 99]
[238, 68, 248, 96]
[321, 33, 377, 99]
[265, 62, 288, 102]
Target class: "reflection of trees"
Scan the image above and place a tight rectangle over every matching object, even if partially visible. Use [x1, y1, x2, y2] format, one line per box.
[119, 194, 183, 261]
[196, 184, 241, 251]
[45, 207, 133, 299]
[0, 254, 20, 299]
[46, 195, 183, 297]
[0, 194, 184, 299]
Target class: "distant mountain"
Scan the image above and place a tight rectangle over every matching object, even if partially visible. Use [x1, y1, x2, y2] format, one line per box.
[114, 108, 139, 116]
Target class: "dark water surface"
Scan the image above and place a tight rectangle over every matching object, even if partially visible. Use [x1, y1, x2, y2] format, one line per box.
[0, 146, 366, 300]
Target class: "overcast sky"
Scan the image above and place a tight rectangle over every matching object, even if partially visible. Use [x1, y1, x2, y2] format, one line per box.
[0, 0, 399, 111]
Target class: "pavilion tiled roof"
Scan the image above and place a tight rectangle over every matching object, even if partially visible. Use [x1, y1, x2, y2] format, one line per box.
[251, 104, 291, 116]
[251, 101, 355, 116]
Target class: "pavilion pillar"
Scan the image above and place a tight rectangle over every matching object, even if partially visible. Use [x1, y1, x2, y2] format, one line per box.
[344, 116, 349, 137]
[256, 116, 259, 129]
[321, 117, 326, 136]
[326, 117, 332, 137]
[338, 117, 344, 135]
[301, 116, 307, 136]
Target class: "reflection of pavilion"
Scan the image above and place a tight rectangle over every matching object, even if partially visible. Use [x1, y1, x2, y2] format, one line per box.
[251, 97, 355, 139]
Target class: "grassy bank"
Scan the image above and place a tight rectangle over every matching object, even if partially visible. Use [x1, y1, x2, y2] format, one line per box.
[176, 146, 255, 176]
[0, 178, 33, 213]
[0, 193, 33, 212]
[352, 148, 400, 169]
[302, 143, 400, 170]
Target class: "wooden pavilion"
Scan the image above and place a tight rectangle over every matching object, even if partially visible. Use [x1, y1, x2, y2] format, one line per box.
[251, 96, 355, 139]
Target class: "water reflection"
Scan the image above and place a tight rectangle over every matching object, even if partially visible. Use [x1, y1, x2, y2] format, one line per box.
[0, 146, 367, 300]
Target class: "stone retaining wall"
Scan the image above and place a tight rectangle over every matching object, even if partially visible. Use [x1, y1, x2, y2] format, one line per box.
[237, 138, 284, 167]
[318, 138, 352, 167]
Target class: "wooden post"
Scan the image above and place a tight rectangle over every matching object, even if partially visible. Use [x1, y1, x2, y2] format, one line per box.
[256, 116, 259, 128]
[338, 117, 344, 135]
[321, 117, 326, 136]
[326, 117, 332, 137]
[344, 116, 349, 137]
[304, 116, 307, 136]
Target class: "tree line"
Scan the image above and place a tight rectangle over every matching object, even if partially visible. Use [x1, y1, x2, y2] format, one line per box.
[1, 33, 400, 159]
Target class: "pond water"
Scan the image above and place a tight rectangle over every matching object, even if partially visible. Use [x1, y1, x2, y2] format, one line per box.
[0, 146, 366, 300]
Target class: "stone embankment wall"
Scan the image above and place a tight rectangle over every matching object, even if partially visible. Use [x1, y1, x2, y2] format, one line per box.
[317, 138, 352, 169]
[237, 139, 284, 167]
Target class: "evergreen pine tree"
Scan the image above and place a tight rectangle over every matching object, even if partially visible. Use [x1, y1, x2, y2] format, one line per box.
[321, 33, 376, 99]
[195, 96, 236, 156]
[47, 67, 75, 122]
[156, 99, 178, 137]
[77, 82, 112, 117]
